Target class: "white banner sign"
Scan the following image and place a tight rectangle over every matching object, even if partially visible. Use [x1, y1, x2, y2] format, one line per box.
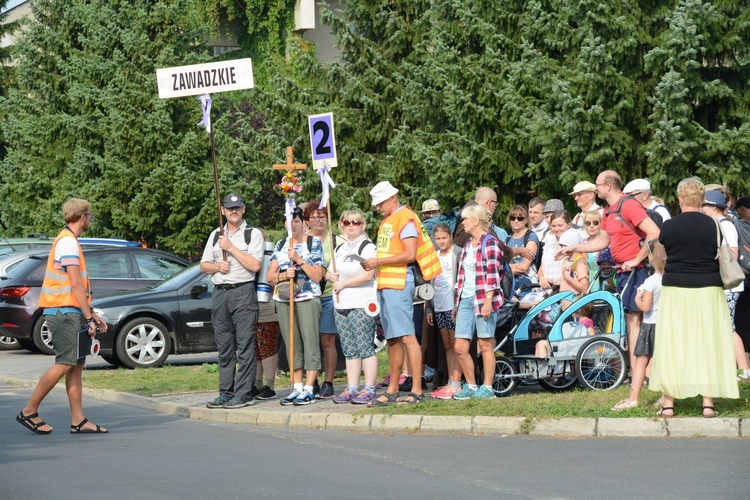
[156, 58, 254, 99]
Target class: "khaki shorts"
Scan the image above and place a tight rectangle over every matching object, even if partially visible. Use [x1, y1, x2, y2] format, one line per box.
[47, 311, 86, 366]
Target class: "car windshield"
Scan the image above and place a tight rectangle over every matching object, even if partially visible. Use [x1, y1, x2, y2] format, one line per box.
[147, 262, 201, 289]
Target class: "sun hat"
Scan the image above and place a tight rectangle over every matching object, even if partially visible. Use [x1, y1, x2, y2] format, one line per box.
[421, 199, 440, 212]
[568, 181, 596, 195]
[622, 179, 650, 194]
[370, 181, 399, 206]
[558, 228, 583, 247]
[543, 199, 564, 213]
[702, 190, 727, 210]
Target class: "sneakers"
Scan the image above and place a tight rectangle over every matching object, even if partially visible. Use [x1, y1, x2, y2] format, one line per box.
[333, 388, 357, 404]
[206, 395, 231, 409]
[223, 396, 255, 409]
[293, 390, 316, 406]
[351, 390, 377, 405]
[255, 386, 277, 400]
[313, 380, 320, 395]
[472, 385, 495, 399]
[430, 385, 460, 400]
[280, 390, 301, 406]
[452, 384, 476, 400]
[375, 374, 391, 389]
[249, 386, 260, 399]
[317, 381, 335, 399]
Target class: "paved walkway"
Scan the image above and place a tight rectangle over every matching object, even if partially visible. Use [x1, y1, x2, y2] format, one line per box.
[2, 351, 747, 438]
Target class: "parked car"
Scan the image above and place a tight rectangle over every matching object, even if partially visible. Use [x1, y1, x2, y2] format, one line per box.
[0, 248, 190, 354]
[0, 236, 141, 256]
[91, 264, 217, 368]
[0, 250, 49, 351]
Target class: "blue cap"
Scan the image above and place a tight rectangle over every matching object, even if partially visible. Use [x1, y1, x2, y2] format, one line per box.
[702, 190, 727, 210]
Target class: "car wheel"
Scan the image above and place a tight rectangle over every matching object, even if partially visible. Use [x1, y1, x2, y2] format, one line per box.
[0, 335, 20, 351]
[18, 339, 40, 353]
[115, 318, 171, 368]
[32, 317, 55, 355]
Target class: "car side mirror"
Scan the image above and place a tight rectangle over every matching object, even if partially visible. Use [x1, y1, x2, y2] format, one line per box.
[190, 283, 209, 297]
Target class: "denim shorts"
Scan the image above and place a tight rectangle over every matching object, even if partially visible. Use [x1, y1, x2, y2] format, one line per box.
[378, 281, 416, 340]
[319, 295, 338, 334]
[454, 297, 497, 340]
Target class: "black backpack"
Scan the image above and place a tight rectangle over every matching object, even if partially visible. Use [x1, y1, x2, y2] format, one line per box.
[212, 227, 257, 247]
[733, 219, 750, 276]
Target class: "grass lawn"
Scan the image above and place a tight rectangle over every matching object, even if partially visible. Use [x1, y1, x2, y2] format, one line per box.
[81, 351, 750, 418]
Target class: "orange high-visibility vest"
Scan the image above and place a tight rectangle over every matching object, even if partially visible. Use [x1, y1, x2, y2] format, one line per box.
[39, 228, 91, 310]
[376, 207, 441, 289]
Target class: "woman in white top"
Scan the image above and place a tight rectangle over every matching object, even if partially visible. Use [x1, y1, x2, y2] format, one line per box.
[537, 210, 574, 292]
[326, 210, 379, 404]
[701, 190, 750, 379]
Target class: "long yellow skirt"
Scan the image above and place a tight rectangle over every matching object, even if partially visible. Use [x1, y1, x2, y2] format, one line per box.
[649, 286, 739, 399]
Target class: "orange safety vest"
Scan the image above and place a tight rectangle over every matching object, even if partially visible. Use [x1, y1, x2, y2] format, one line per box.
[39, 228, 91, 310]
[376, 207, 441, 289]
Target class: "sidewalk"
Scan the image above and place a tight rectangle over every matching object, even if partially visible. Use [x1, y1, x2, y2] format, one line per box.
[3, 374, 748, 438]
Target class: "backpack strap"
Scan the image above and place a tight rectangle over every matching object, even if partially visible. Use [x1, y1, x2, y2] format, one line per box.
[213, 226, 256, 247]
[604, 195, 642, 236]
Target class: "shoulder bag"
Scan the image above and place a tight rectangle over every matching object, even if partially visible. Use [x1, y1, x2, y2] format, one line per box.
[713, 217, 744, 289]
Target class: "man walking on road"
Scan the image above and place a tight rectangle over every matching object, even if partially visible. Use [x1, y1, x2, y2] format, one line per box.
[201, 194, 264, 409]
[17, 198, 108, 435]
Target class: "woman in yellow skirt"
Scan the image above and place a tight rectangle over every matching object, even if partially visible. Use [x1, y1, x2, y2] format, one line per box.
[649, 178, 739, 417]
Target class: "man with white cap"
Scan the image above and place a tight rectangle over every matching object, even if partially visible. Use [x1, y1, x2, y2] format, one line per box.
[569, 181, 604, 230]
[559, 171, 660, 379]
[361, 181, 441, 405]
[622, 178, 671, 222]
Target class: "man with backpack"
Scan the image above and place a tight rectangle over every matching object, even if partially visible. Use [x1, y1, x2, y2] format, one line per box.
[622, 178, 671, 223]
[200, 194, 264, 409]
[558, 171, 661, 379]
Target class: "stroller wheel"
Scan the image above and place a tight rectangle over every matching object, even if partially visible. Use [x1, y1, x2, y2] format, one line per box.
[576, 337, 627, 390]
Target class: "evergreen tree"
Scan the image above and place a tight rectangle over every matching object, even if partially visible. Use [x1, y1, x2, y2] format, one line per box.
[0, 0, 213, 254]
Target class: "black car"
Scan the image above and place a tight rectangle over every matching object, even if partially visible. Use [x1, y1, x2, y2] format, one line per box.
[91, 264, 216, 368]
[0, 248, 190, 354]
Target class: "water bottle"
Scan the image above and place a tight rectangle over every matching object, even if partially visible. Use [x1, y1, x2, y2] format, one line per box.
[256, 241, 274, 302]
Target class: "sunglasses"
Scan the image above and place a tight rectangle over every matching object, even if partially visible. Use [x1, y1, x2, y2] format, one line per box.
[584, 220, 600, 227]
[342, 219, 363, 226]
[509, 216, 525, 222]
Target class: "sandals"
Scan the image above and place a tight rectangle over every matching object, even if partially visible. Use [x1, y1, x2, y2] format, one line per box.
[611, 399, 638, 411]
[702, 406, 719, 419]
[657, 407, 674, 418]
[70, 418, 108, 434]
[366, 392, 399, 408]
[396, 393, 424, 405]
[16, 411, 52, 435]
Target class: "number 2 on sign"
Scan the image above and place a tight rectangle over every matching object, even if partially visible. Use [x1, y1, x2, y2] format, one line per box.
[308, 112, 338, 170]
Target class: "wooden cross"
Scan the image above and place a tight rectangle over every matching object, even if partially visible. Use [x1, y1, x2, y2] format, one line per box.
[273, 146, 307, 172]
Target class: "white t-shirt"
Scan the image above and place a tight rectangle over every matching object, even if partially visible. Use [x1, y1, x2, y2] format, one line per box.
[649, 200, 671, 222]
[720, 218, 744, 293]
[460, 243, 478, 299]
[433, 251, 455, 312]
[638, 272, 662, 324]
[330, 235, 377, 309]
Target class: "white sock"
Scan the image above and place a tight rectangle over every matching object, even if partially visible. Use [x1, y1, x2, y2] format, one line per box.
[293, 383, 303, 392]
[303, 385, 314, 394]
[468, 384, 478, 390]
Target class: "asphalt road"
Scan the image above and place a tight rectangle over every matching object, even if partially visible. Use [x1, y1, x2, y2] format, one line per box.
[1, 383, 749, 500]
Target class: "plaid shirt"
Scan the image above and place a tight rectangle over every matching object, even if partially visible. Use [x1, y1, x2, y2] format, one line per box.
[455, 233, 505, 314]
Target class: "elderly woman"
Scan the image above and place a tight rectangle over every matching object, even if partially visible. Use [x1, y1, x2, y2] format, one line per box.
[506, 205, 540, 299]
[267, 207, 326, 406]
[650, 179, 739, 417]
[537, 210, 575, 292]
[700, 190, 750, 381]
[452, 204, 507, 400]
[325, 210, 379, 404]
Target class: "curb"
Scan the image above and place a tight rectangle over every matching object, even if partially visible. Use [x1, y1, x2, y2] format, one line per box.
[5, 377, 747, 438]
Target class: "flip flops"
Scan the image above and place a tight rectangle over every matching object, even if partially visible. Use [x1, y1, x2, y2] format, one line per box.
[70, 418, 108, 434]
[16, 411, 52, 435]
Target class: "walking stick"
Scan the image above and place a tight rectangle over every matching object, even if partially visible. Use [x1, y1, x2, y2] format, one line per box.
[288, 238, 295, 381]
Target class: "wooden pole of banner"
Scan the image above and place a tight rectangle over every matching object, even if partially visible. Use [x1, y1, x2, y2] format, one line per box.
[273, 146, 307, 380]
[325, 200, 339, 303]
[209, 128, 227, 261]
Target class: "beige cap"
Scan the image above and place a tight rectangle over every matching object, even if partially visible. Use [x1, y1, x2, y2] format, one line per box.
[568, 181, 597, 195]
[421, 199, 440, 212]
